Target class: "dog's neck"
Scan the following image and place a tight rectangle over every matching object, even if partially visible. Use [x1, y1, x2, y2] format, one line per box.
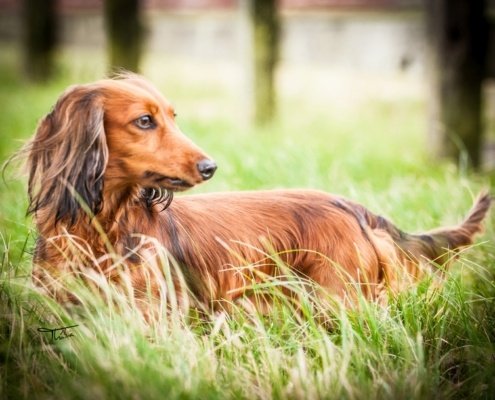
[34, 181, 174, 274]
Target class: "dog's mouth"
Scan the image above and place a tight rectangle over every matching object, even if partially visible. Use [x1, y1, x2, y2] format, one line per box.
[162, 177, 193, 191]
[143, 171, 194, 192]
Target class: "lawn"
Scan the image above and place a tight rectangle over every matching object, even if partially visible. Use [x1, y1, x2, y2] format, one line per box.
[1, 46, 494, 399]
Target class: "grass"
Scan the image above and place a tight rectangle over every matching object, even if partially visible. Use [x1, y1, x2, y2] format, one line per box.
[1, 45, 494, 399]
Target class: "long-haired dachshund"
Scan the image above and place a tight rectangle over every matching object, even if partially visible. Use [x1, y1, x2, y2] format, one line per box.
[25, 73, 491, 312]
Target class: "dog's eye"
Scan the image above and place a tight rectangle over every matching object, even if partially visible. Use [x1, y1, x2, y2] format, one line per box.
[134, 115, 155, 130]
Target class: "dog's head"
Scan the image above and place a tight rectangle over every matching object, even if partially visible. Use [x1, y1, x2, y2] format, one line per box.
[26, 73, 216, 227]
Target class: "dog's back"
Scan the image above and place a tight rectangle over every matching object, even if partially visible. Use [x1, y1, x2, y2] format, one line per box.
[153, 189, 491, 304]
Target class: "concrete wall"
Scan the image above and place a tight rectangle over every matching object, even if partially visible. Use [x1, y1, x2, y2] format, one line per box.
[0, 7, 425, 75]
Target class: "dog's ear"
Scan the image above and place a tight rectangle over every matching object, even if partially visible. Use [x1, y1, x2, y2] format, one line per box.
[27, 85, 108, 227]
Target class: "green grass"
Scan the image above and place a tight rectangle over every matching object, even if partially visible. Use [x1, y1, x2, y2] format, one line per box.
[1, 46, 494, 399]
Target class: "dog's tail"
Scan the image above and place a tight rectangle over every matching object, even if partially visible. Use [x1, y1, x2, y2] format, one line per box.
[353, 191, 492, 266]
[402, 191, 491, 265]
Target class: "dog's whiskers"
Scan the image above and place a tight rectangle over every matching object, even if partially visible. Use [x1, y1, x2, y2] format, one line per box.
[142, 187, 174, 212]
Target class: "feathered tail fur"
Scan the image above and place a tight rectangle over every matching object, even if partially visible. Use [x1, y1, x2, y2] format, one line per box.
[365, 191, 492, 268]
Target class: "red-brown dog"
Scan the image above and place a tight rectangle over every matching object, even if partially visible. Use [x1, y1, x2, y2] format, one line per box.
[25, 74, 491, 311]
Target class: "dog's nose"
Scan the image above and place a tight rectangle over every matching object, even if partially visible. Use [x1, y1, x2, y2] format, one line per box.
[197, 159, 217, 181]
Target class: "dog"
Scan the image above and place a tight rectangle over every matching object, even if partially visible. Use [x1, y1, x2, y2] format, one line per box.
[24, 73, 491, 312]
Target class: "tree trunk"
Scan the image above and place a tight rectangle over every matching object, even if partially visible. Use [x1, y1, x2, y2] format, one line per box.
[23, 0, 57, 82]
[250, 0, 280, 125]
[104, 0, 144, 73]
[425, 0, 487, 168]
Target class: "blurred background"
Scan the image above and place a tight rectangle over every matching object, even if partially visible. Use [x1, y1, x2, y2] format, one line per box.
[0, 1, 494, 218]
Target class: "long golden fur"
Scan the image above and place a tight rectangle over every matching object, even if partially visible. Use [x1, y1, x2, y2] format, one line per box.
[25, 74, 491, 311]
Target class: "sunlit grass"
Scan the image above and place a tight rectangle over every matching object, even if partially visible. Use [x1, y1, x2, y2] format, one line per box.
[1, 46, 494, 399]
